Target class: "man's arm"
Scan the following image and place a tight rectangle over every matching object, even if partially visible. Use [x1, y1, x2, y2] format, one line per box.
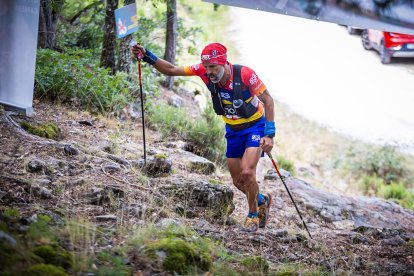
[258, 90, 275, 123]
[131, 44, 187, 76]
[258, 89, 275, 153]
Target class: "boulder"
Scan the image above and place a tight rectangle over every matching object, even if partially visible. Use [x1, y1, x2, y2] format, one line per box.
[184, 155, 215, 175]
[279, 177, 414, 231]
[159, 177, 234, 218]
[132, 155, 172, 177]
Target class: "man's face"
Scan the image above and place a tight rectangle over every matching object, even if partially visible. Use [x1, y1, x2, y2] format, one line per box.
[203, 62, 225, 83]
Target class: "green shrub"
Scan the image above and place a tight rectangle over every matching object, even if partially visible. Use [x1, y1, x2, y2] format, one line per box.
[240, 256, 269, 274]
[379, 182, 408, 200]
[32, 245, 72, 269]
[130, 224, 216, 275]
[277, 155, 296, 176]
[377, 182, 414, 210]
[23, 264, 67, 276]
[35, 49, 133, 114]
[358, 175, 385, 196]
[342, 145, 408, 183]
[147, 102, 225, 163]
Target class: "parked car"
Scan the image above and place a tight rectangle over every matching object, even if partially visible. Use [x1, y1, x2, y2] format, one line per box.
[346, 25, 362, 35]
[361, 29, 414, 64]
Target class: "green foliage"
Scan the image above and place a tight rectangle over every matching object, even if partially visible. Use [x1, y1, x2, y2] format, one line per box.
[341, 145, 408, 183]
[378, 182, 408, 200]
[23, 264, 68, 276]
[269, 263, 329, 276]
[147, 237, 212, 274]
[20, 121, 62, 140]
[26, 214, 57, 245]
[358, 175, 385, 196]
[35, 49, 133, 114]
[96, 251, 131, 276]
[0, 240, 20, 272]
[147, 102, 225, 162]
[56, 1, 105, 50]
[408, 238, 414, 248]
[240, 256, 269, 274]
[130, 224, 213, 274]
[32, 245, 72, 269]
[3, 209, 20, 219]
[277, 155, 296, 176]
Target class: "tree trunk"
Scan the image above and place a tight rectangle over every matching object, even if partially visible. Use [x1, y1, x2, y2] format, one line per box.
[117, 0, 135, 74]
[37, 0, 63, 49]
[100, 0, 118, 75]
[163, 0, 177, 90]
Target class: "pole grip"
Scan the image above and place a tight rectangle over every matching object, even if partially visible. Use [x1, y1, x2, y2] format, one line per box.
[138, 61, 143, 86]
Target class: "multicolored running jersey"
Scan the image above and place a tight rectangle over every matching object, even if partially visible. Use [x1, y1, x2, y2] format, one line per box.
[183, 62, 267, 125]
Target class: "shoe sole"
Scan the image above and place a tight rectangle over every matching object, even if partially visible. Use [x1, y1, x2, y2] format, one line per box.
[259, 193, 272, 228]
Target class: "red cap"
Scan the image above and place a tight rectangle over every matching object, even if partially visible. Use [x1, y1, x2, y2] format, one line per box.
[200, 43, 227, 65]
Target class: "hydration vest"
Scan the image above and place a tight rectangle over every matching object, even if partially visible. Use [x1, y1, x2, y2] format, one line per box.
[207, 64, 258, 118]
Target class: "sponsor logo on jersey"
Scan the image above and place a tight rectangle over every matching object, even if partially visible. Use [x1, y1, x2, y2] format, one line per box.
[220, 92, 231, 99]
[249, 73, 258, 85]
[251, 134, 261, 142]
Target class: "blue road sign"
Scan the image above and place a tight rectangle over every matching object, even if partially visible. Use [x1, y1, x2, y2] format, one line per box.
[115, 3, 139, 39]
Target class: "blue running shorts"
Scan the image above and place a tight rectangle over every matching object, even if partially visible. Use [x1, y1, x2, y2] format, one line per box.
[225, 116, 266, 158]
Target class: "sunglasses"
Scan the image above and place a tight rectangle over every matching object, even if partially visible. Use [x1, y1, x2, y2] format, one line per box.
[201, 54, 226, 61]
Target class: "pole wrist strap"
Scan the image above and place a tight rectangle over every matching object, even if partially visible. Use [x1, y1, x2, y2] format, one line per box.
[264, 121, 276, 138]
[143, 49, 158, 65]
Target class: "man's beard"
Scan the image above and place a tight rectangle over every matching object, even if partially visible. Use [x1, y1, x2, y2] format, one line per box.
[209, 66, 225, 83]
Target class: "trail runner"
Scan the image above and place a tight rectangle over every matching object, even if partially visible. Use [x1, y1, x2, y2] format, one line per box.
[132, 42, 276, 232]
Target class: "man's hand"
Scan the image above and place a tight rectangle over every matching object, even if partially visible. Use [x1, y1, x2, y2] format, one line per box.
[131, 43, 145, 59]
[260, 136, 274, 154]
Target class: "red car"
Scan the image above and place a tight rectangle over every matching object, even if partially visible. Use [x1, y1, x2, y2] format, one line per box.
[361, 29, 414, 64]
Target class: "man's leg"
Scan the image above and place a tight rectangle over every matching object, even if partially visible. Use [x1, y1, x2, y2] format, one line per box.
[227, 147, 261, 213]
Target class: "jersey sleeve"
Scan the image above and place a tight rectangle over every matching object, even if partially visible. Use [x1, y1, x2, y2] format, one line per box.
[183, 63, 205, 77]
[240, 66, 267, 96]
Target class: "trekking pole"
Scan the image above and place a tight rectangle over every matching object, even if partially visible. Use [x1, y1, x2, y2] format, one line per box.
[267, 152, 312, 239]
[138, 60, 147, 165]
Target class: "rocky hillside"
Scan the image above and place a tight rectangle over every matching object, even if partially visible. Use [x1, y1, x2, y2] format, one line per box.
[1, 99, 413, 275]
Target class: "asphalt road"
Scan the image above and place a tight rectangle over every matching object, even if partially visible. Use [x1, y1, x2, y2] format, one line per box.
[229, 7, 414, 153]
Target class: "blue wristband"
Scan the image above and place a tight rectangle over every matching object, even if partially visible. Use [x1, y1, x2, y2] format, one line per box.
[142, 49, 158, 65]
[264, 121, 276, 138]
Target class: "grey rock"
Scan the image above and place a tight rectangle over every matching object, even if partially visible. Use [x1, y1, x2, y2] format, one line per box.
[78, 120, 93, 126]
[306, 222, 320, 229]
[167, 93, 183, 108]
[124, 204, 145, 217]
[98, 140, 116, 153]
[157, 218, 181, 228]
[26, 159, 46, 173]
[184, 155, 215, 175]
[85, 188, 105, 205]
[103, 163, 121, 173]
[36, 176, 52, 186]
[38, 187, 52, 199]
[134, 156, 172, 177]
[283, 177, 414, 231]
[381, 236, 406, 246]
[0, 230, 16, 246]
[40, 210, 64, 225]
[85, 186, 125, 205]
[264, 168, 291, 180]
[95, 215, 117, 221]
[125, 102, 142, 119]
[268, 229, 289, 238]
[66, 178, 86, 187]
[165, 141, 187, 149]
[107, 154, 130, 166]
[159, 177, 234, 218]
[64, 144, 80, 155]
